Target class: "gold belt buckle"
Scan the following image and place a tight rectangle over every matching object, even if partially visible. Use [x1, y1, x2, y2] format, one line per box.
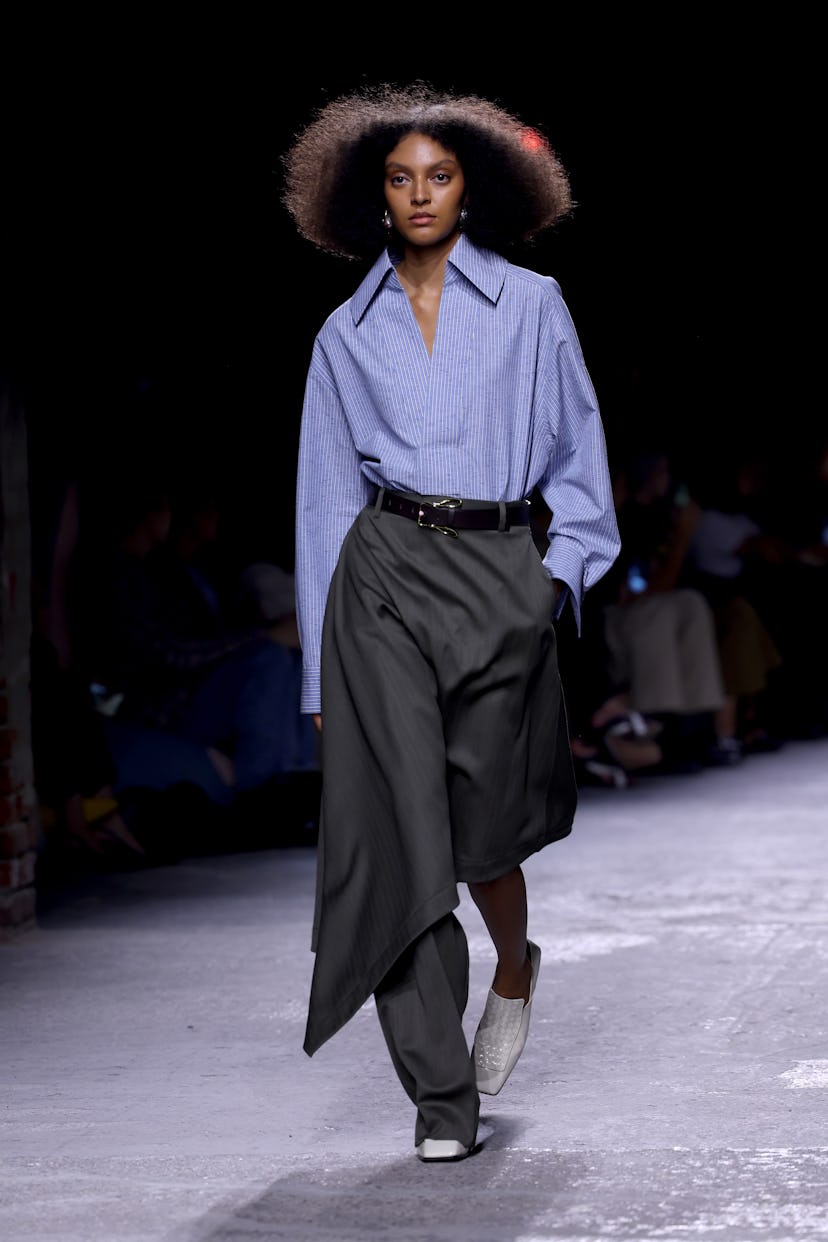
[417, 496, 462, 538]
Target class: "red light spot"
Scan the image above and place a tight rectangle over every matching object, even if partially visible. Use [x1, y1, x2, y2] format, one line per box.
[519, 127, 545, 152]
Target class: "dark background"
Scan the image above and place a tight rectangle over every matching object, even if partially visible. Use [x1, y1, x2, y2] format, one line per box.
[4, 21, 819, 572]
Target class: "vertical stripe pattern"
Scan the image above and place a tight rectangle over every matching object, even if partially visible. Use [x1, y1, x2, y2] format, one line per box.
[295, 234, 621, 713]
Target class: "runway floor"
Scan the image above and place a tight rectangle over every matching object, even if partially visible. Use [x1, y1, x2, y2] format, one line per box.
[2, 739, 827, 1241]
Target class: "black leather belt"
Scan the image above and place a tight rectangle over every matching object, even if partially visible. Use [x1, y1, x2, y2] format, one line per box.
[378, 489, 531, 537]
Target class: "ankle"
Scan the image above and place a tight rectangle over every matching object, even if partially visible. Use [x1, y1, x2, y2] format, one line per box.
[492, 946, 532, 1002]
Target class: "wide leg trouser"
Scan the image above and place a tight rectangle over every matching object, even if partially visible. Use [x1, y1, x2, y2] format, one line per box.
[306, 497, 576, 1142]
[374, 912, 479, 1148]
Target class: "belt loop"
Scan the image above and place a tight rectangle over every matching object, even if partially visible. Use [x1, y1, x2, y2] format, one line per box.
[497, 500, 507, 532]
[374, 486, 386, 515]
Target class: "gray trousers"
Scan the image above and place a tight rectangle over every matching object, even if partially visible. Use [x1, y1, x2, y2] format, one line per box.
[305, 491, 576, 1138]
[375, 912, 479, 1147]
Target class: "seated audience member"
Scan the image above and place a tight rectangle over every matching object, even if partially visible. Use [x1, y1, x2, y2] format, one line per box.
[68, 467, 319, 841]
[600, 447, 735, 770]
[534, 492, 663, 788]
[684, 449, 785, 754]
[231, 561, 321, 835]
[151, 475, 241, 636]
[29, 476, 146, 873]
[31, 617, 149, 873]
[160, 479, 320, 785]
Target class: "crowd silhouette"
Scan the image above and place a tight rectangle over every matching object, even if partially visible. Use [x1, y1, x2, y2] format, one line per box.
[553, 433, 827, 788]
[28, 421, 828, 878]
[29, 439, 320, 881]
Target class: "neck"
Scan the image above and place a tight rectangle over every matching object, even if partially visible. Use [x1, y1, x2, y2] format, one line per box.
[397, 231, 459, 290]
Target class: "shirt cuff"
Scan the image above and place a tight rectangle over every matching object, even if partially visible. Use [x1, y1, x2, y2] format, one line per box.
[559, 586, 581, 632]
[544, 544, 584, 633]
[552, 583, 570, 619]
[300, 666, 321, 715]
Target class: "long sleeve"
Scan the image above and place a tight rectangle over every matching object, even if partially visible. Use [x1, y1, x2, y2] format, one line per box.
[536, 293, 621, 632]
[291, 240, 620, 679]
[294, 344, 373, 714]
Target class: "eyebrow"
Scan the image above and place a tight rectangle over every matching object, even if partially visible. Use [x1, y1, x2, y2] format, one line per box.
[385, 157, 460, 172]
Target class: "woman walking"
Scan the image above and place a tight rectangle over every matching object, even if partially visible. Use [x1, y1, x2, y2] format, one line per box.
[282, 82, 620, 1161]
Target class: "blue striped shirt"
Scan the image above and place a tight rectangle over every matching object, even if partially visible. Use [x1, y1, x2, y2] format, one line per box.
[295, 234, 620, 713]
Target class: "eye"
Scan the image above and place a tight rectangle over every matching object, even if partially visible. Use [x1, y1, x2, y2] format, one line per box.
[388, 173, 409, 186]
[432, 172, 450, 184]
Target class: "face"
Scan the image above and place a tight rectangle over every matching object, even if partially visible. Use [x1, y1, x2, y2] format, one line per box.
[383, 132, 466, 249]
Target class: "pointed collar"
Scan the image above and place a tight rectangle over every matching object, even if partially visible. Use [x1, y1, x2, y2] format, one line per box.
[349, 234, 509, 325]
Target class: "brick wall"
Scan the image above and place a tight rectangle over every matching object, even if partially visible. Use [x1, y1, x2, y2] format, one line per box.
[0, 380, 39, 940]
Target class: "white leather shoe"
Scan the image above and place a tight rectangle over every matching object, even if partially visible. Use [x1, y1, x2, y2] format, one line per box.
[415, 1120, 494, 1162]
[473, 941, 541, 1095]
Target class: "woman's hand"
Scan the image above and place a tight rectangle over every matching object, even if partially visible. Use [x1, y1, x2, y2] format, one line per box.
[313, 714, 322, 733]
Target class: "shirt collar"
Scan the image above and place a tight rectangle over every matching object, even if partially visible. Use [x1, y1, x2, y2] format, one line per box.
[349, 234, 508, 325]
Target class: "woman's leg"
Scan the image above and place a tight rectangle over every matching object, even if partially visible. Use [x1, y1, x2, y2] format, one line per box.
[469, 869, 542, 1096]
[468, 867, 532, 1003]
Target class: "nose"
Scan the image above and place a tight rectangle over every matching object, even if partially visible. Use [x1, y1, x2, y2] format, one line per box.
[410, 177, 431, 204]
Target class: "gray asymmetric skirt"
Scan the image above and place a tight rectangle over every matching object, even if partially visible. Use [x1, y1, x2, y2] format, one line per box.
[303, 493, 576, 1056]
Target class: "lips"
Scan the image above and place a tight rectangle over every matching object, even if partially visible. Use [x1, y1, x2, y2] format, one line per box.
[409, 214, 435, 223]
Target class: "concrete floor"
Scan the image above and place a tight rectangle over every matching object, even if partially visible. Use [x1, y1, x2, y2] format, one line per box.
[2, 739, 827, 1242]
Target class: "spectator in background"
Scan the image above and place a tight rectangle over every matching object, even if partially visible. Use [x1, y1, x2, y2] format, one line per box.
[153, 477, 234, 635]
[232, 561, 321, 835]
[157, 480, 319, 785]
[29, 477, 147, 873]
[536, 492, 663, 788]
[68, 466, 319, 844]
[600, 447, 734, 770]
[684, 448, 784, 755]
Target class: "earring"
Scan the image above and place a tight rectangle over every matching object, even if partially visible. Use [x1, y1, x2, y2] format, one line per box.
[383, 209, 392, 230]
[459, 206, 468, 229]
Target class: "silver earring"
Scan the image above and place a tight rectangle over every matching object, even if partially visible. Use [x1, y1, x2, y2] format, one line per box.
[383, 209, 392, 230]
[459, 206, 468, 229]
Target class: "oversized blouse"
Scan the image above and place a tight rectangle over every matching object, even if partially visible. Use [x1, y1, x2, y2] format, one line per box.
[294, 233, 621, 714]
